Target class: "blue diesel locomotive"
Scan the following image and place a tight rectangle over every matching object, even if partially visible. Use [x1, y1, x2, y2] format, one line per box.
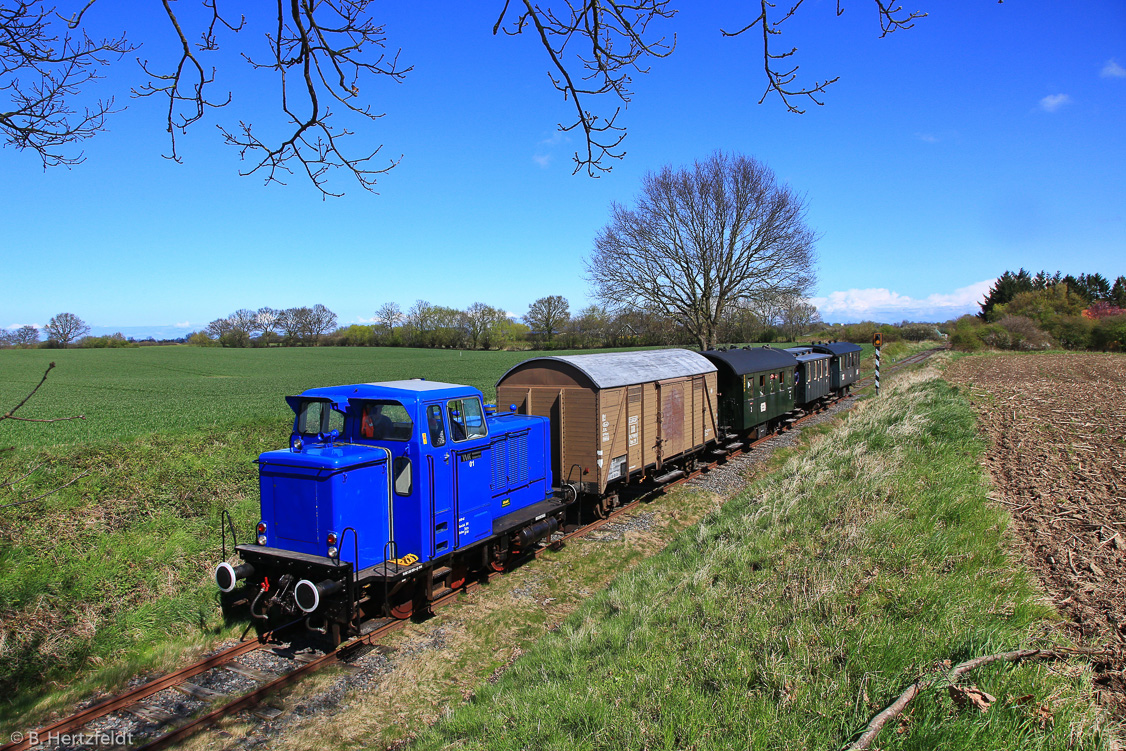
[215, 379, 562, 643]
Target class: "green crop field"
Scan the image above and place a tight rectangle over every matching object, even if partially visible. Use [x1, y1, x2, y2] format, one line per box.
[0, 346, 586, 451]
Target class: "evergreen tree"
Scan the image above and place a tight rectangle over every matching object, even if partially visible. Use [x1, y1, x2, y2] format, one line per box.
[1111, 276, 1126, 309]
[979, 269, 1034, 320]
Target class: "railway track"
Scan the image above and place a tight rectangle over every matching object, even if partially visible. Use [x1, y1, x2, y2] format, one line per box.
[6, 350, 943, 751]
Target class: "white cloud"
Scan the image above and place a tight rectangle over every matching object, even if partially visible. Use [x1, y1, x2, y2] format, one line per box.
[915, 133, 939, 143]
[5, 323, 41, 330]
[1038, 93, 1071, 112]
[173, 321, 191, 328]
[811, 279, 994, 323]
[1101, 59, 1126, 78]
[532, 153, 553, 168]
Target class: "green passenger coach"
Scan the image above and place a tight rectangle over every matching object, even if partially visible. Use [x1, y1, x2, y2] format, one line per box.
[701, 347, 798, 438]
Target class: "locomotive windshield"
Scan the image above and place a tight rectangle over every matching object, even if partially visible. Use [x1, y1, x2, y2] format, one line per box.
[447, 397, 487, 441]
[296, 400, 345, 435]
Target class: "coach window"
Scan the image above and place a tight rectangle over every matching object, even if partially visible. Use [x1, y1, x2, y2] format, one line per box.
[759, 374, 765, 397]
[448, 398, 488, 442]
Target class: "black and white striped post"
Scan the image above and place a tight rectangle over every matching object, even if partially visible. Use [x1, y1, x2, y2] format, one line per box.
[872, 332, 883, 395]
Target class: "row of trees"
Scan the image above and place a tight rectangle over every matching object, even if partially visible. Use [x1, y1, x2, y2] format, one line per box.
[979, 269, 1126, 320]
[0, 313, 91, 348]
[188, 289, 825, 351]
[198, 305, 338, 347]
[958, 268, 1126, 352]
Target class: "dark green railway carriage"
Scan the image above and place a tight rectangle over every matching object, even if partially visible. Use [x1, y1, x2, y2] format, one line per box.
[701, 347, 797, 435]
[810, 341, 863, 391]
[784, 348, 833, 406]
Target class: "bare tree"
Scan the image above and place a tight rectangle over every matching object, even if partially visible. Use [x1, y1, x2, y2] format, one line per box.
[4, 3, 939, 192]
[255, 306, 280, 339]
[465, 302, 512, 349]
[309, 303, 338, 343]
[43, 312, 90, 346]
[586, 151, 817, 351]
[524, 295, 570, 345]
[778, 295, 823, 340]
[11, 325, 40, 348]
[374, 302, 403, 332]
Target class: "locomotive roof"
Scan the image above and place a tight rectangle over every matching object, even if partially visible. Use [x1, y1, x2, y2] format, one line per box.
[289, 380, 480, 411]
[810, 341, 863, 355]
[497, 348, 715, 390]
[700, 346, 797, 376]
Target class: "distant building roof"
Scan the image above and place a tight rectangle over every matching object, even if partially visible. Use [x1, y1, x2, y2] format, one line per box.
[497, 348, 716, 390]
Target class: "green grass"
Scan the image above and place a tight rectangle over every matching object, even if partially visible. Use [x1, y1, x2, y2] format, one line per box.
[408, 360, 1106, 751]
[0, 346, 558, 451]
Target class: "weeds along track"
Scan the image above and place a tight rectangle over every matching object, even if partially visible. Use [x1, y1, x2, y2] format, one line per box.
[6, 352, 943, 751]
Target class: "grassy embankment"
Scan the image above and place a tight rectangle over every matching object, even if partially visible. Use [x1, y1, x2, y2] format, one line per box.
[409, 357, 1107, 751]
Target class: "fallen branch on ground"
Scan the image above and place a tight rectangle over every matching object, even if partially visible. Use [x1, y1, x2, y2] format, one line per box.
[845, 646, 1122, 751]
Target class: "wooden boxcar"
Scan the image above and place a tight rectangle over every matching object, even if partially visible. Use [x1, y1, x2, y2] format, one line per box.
[495, 349, 718, 496]
[701, 347, 797, 437]
[810, 341, 863, 391]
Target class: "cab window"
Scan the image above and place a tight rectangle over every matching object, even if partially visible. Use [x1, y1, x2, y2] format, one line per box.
[297, 400, 343, 435]
[426, 404, 446, 447]
[447, 398, 487, 441]
[355, 400, 413, 441]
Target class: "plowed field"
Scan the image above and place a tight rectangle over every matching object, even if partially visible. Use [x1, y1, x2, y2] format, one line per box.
[946, 352, 1126, 717]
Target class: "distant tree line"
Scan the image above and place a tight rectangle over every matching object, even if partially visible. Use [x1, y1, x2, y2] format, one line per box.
[185, 291, 828, 351]
[951, 268, 1126, 352]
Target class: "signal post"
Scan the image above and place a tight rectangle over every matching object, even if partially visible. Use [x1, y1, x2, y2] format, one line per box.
[872, 332, 882, 395]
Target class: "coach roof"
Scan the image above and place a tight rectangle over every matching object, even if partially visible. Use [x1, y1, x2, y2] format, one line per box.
[811, 341, 863, 356]
[497, 348, 715, 390]
[701, 346, 798, 376]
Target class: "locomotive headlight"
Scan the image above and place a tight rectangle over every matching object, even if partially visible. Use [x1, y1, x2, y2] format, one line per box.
[326, 532, 338, 558]
[327, 546, 339, 558]
[257, 521, 267, 545]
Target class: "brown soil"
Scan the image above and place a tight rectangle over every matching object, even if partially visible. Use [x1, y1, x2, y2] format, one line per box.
[945, 352, 1126, 717]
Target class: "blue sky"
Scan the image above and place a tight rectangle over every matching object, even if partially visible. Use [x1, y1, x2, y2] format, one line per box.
[2, 1, 1123, 336]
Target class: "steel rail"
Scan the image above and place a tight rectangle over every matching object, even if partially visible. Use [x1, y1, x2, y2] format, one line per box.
[0, 637, 270, 751]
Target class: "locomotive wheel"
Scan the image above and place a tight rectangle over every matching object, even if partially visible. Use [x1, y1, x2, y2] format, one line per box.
[449, 564, 468, 590]
[490, 560, 506, 573]
[389, 598, 414, 620]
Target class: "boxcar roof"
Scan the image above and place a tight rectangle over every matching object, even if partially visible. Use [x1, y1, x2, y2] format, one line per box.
[701, 347, 797, 376]
[497, 348, 716, 390]
[811, 341, 863, 355]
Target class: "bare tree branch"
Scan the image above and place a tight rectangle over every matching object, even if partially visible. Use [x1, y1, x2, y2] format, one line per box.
[216, 0, 411, 198]
[0, 0, 132, 166]
[0, 469, 89, 509]
[495, 0, 676, 176]
[1, 361, 85, 423]
[722, 0, 924, 114]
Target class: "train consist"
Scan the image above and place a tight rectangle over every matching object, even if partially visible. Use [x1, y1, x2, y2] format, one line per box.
[214, 342, 862, 643]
